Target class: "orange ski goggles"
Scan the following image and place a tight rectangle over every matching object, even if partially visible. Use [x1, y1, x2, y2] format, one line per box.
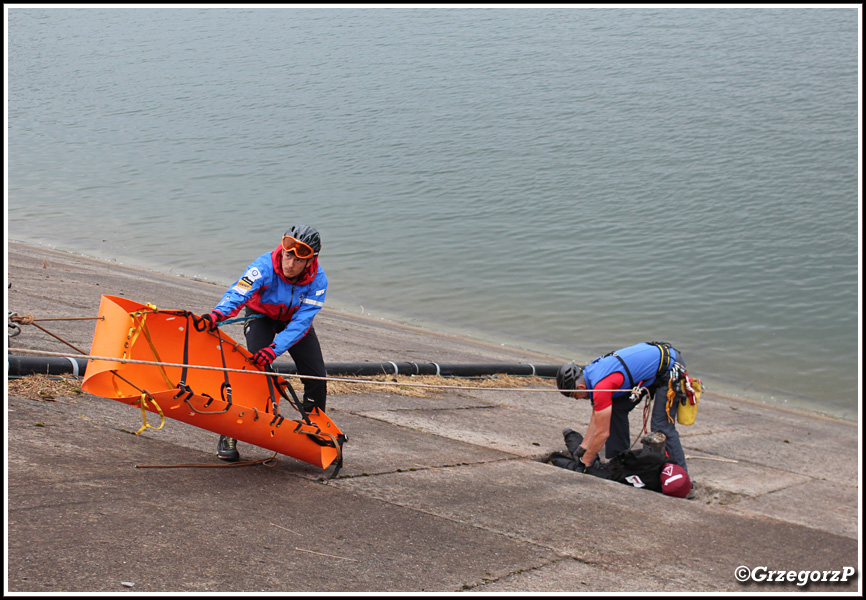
[281, 235, 316, 259]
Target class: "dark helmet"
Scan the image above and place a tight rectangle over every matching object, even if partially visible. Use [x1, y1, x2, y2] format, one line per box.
[556, 362, 583, 397]
[286, 225, 321, 256]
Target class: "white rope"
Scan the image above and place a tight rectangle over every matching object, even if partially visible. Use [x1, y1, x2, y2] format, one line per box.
[10, 348, 640, 395]
[10, 348, 567, 393]
[685, 455, 739, 463]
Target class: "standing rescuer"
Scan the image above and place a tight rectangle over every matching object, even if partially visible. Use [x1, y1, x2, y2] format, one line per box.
[199, 225, 328, 462]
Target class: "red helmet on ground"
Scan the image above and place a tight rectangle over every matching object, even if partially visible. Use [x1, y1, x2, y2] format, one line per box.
[660, 463, 691, 498]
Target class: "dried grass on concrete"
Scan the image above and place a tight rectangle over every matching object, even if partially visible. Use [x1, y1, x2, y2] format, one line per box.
[8, 372, 551, 401]
[326, 373, 551, 397]
[7, 374, 84, 401]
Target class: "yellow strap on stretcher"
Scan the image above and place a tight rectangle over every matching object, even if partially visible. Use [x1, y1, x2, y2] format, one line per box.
[133, 391, 166, 435]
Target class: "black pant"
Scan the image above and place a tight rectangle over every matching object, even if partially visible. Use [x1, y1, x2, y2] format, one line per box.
[244, 309, 327, 412]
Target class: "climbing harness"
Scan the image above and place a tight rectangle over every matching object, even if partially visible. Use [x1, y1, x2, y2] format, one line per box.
[647, 341, 674, 380]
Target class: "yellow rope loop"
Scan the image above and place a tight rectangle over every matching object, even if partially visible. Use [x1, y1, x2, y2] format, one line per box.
[133, 391, 166, 435]
[665, 378, 677, 424]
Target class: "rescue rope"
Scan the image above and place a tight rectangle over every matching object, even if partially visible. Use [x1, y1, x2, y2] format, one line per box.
[10, 348, 632, 395]
[10, 314, 103, 323]
[135, 452, 279, 469]
[8, 312, 97, 355]
[628, 387, 653, 452]
[684, 455, 739, 464]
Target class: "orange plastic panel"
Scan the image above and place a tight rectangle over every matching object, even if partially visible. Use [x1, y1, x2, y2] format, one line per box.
[82, 295, 342, 469]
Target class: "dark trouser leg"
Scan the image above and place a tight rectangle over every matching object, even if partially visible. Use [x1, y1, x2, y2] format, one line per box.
[245, 312, 328, 412]
[606, 396, 639, 459]
[214, 313, 278, 456]
[548, 452, 580, 471]
[244, 312, 277, 354]
[651, 377, 688, 474]
[287, 326, 327, 412]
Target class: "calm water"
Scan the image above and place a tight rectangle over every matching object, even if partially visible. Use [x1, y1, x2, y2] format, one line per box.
[5, 7, 860, 420]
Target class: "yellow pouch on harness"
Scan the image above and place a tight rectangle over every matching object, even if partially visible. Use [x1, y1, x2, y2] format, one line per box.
[667, 376, 702, 425]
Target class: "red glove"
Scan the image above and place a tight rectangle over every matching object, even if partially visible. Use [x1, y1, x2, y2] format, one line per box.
[198, 310, 225, 332]
[252, 345, 277, 368]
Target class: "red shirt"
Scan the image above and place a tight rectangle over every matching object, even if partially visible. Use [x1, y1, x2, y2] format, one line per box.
[590, 371, 625, 412]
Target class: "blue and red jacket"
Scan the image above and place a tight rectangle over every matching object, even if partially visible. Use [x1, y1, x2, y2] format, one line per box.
[213, 245, 327, 356]
[584, 342, 680, 411]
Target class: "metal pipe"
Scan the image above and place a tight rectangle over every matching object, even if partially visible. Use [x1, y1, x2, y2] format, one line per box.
[8, 355, 559, 379]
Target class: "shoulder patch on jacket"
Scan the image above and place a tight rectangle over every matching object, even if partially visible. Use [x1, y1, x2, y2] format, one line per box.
[231, 267, 262, 295]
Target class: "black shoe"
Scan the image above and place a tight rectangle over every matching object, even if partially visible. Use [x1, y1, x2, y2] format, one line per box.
[562, 428, 584, 457]
[302, 395, 325, 414]
[217, 435, 240, 462]
[686, 482, 697, 500]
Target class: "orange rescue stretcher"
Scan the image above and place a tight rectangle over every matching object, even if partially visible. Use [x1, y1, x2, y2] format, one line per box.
[81, 295, 345, 474]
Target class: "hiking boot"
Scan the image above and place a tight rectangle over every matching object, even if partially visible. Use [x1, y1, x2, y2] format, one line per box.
[217, 435, 239, 462]
[686, 483, 697, 500]
[562, 428, 584, 458]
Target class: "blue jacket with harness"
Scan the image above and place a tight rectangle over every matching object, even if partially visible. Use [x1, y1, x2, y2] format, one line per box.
[584, 342, 681, 401]
[213, 246, 328, 357]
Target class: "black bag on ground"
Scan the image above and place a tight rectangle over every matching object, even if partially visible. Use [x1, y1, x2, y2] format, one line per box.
[548, 447, 665, 492]
[594, 449, 665, 492]
[548, 427, 666, 492]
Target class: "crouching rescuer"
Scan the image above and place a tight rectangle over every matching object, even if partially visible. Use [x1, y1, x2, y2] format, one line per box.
[198, 225, 328, 462]
[549, 341, 702, 499]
